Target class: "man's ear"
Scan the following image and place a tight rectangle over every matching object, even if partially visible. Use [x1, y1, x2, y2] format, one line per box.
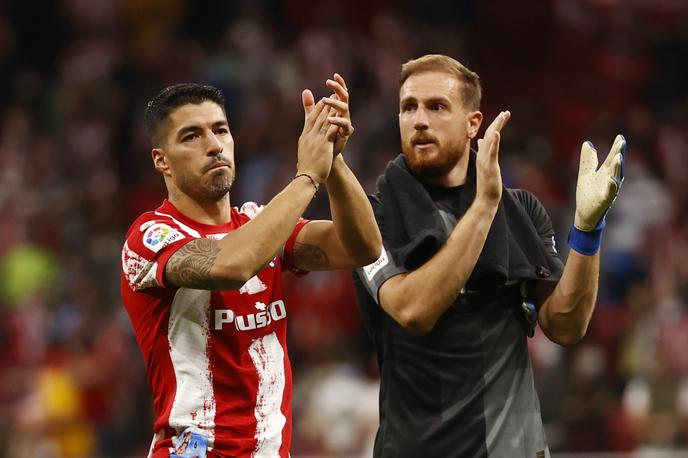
[152, 148, 171, 177]
[467, 110, 483, 139]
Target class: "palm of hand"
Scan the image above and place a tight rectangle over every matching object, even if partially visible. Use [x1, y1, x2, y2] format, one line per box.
[574, 136, 625, 231]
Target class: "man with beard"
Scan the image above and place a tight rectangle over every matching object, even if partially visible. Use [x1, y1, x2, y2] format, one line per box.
[353, 55, 626, 457]
[120, 79, 381, 457]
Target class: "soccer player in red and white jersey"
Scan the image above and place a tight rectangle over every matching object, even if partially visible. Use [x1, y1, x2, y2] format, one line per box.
[120, 76, 381, 458]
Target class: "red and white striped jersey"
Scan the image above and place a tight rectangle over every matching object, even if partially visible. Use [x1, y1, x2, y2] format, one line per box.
[120, 199, 308, 458]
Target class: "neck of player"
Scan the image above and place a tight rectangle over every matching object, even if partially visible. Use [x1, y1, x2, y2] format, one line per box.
[169, 190, 232, 225]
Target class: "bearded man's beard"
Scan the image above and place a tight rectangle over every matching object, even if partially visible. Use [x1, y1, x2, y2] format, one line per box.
[402, 139, 467, 179]
[177, 168, 234, 201]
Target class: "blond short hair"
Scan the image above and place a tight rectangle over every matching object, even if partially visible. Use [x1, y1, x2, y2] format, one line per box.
[399, 54, 482, 111]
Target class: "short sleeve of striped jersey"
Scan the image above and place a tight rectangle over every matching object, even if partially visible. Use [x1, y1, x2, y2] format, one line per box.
[282, 218, 310, 276]
[121, 217, 196, 291]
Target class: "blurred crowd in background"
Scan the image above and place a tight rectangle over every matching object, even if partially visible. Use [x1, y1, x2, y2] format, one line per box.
[0, 0, 687, 457]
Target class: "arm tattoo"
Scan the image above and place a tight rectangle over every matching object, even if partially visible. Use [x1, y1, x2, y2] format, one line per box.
[293, 241, 330, 271]
[165, 238, 220, 289]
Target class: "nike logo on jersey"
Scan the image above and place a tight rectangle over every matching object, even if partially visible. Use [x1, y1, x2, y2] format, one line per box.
[214, 300, 286, 331]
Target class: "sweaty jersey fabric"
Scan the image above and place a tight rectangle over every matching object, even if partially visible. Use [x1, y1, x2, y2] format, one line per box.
[120, 199, 308, 458]
[354, 187, 564, 458]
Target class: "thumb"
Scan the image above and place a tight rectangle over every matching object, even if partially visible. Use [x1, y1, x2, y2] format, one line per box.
[578, 141, 598, 176]
[302, 89, 315, 121]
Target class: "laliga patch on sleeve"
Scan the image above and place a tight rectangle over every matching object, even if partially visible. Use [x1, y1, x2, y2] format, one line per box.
[143, 223, 185, 253]
[363, 248, 389, 281]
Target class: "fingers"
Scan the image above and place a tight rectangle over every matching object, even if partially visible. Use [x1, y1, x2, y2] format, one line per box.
[313, 99, 333, 134]
[327, 116, 354, 136]
[601, 134, 625, 171]
[304, 73, 352, 140]
[334, 73, 347, 90]
[609, 134, 626, 180]
[302, 89, 315, 121]
[611, 152, 623, 182]
[578, 141, 599, 176]
[325, 123, 339, 142]
[484, 110, 511, 137]
[619, 134, 626, 179]
[305, 97, 348, 137]
[496, 110, 511, 131]
[322, 96, 348, 114]
[478, 111, 509, 160]
[304, 98, 328, 132]
[476, 131, 501, 164]
[608, 175, 621, 200]
[489, 131, 501, 161]
[326, 73, 349, 103]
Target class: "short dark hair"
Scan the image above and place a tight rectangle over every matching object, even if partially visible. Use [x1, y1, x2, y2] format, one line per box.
[399, 54, 482, 111]
[144, 83, 226, 147]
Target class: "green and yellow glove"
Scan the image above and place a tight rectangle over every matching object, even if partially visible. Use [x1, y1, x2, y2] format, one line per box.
[568, 134, 626, 255]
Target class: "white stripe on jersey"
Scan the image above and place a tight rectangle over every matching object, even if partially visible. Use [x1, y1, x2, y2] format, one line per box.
[248, 332, 286, 457]
[122, 241, 161, 290]
[155, 211, 202, 238]
[168, 288, 216, 446]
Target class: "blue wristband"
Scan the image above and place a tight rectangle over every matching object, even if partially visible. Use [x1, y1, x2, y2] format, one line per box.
[568, 219, 605, 255]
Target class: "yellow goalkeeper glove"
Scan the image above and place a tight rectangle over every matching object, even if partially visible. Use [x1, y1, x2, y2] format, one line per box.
[569, 134, 626, 255]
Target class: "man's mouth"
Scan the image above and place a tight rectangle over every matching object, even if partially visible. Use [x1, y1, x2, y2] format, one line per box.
[413, 138, 436, 148]
[207, 162, 231, 172]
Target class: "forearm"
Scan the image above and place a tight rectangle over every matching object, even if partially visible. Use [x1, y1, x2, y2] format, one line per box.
[380, 199, 498, 333]
[537, 134, 624, 344]
[212, 176, 317, 282]
[325, 156, 381, 264]
[538, 250, 599, 346]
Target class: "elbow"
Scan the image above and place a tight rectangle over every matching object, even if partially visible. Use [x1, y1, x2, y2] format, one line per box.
[548, 326, 588, 347]
[368, 231, 383, 262]
[353, 233, 383, 267]
[360, 242, 383, 266]
[539, 297, 594, 347]
[213, 262, 256, 290]
[396, 309, 436, 335]
[380, 278, 438, 335]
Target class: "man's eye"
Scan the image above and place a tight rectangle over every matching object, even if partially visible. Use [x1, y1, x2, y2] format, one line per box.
[216, 128, 229, 135]
[182, 134, 199, 142]
[431, 103, 445, 111]
[401, 105, 416, 112]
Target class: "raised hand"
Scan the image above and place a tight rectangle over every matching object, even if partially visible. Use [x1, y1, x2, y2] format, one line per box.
[297, 89, 336, 183]
[322, 73, 354, 156]
[574, 134, 626, 231]
[475, 111, 510, 206]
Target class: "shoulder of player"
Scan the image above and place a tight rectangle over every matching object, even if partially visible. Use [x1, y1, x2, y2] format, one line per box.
[507, 188, 541, 213]
[506, 187, 553, 233]
[123, 211, 157, 237]
[126, 211, 180, 235]
[122, 210, 198, 258]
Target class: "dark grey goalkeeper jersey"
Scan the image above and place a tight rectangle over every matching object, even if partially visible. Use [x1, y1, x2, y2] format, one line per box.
[353, 188, 563, 458]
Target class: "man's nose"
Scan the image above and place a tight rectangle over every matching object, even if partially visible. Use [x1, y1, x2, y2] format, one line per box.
[205, 132, 223, 156]
[413, 108, 429, 130]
